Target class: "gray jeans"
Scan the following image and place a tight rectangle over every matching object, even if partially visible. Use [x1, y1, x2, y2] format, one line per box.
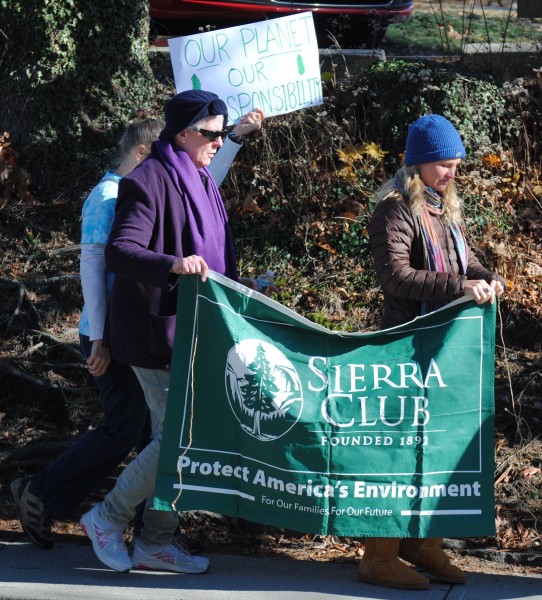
[99, 366, 178, 546]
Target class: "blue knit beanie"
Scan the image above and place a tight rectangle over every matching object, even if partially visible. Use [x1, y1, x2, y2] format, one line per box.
[404, 115, 465, 166]
[159, 90, 228, 140]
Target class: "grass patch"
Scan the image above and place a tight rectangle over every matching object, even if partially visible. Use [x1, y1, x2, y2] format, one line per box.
[385, 6, 542, 53]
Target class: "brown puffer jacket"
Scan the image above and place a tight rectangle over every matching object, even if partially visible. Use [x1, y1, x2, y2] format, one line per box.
[368, 193, 496, 330]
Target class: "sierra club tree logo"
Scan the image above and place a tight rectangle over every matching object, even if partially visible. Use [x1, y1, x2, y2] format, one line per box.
[225, 339, 303, 441]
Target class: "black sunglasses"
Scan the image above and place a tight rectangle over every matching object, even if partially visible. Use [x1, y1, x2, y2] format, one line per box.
[191, 127, 229, 142]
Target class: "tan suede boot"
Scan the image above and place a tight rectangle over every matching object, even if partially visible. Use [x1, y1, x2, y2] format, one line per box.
[399, 538, 466, 584]
[358, 537, 430, 590]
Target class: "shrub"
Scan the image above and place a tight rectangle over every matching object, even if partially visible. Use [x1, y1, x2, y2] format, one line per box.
[349, 59, 521, 164]
[0, 0, 165, 203]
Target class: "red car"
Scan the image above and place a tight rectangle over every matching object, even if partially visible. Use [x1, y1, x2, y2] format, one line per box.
[150, 0, 414, 47]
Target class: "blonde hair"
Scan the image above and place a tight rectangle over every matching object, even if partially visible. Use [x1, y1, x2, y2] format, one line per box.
[377, 165, 463, 225]
[118, 113, 164, 159]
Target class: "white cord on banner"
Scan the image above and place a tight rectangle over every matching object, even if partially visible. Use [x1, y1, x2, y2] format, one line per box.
[172, 277, 199, 510]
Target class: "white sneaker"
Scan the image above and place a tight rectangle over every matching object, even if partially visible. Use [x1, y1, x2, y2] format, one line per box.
[80, 504, 132, 573]
[132, 539, 209, 573]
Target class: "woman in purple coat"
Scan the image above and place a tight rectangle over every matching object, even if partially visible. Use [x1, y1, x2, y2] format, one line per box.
[80, 90, 261, 574]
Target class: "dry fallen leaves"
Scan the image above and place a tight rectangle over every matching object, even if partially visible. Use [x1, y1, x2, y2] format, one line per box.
[522, 466, 542, 478]
[0, 132, 35, 208]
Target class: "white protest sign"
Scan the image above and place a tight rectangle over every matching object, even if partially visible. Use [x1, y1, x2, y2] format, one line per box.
[168, 12, 323, 123]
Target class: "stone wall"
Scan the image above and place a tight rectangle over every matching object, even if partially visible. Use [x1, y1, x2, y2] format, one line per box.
[461, 43, 542, 79]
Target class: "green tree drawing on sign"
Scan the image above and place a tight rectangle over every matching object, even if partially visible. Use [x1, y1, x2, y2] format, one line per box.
[242, 344, 280, 437]
[297, 54, 305, 76]
[191, 74, 202, 90]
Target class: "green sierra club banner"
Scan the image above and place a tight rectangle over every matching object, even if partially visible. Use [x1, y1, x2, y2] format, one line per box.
[154, 272, 497, 538]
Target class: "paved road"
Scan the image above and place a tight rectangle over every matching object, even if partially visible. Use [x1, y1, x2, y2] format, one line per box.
[1, 541, 542, 600]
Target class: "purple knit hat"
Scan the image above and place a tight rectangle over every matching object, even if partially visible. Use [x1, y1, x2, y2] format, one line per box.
[159, 90, 228, 140]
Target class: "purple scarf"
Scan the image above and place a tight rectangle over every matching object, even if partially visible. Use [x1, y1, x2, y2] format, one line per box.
[155, 139, 238, 280]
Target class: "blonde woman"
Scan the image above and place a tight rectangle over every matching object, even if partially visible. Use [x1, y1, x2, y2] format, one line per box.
[362, 114, 505, 590]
